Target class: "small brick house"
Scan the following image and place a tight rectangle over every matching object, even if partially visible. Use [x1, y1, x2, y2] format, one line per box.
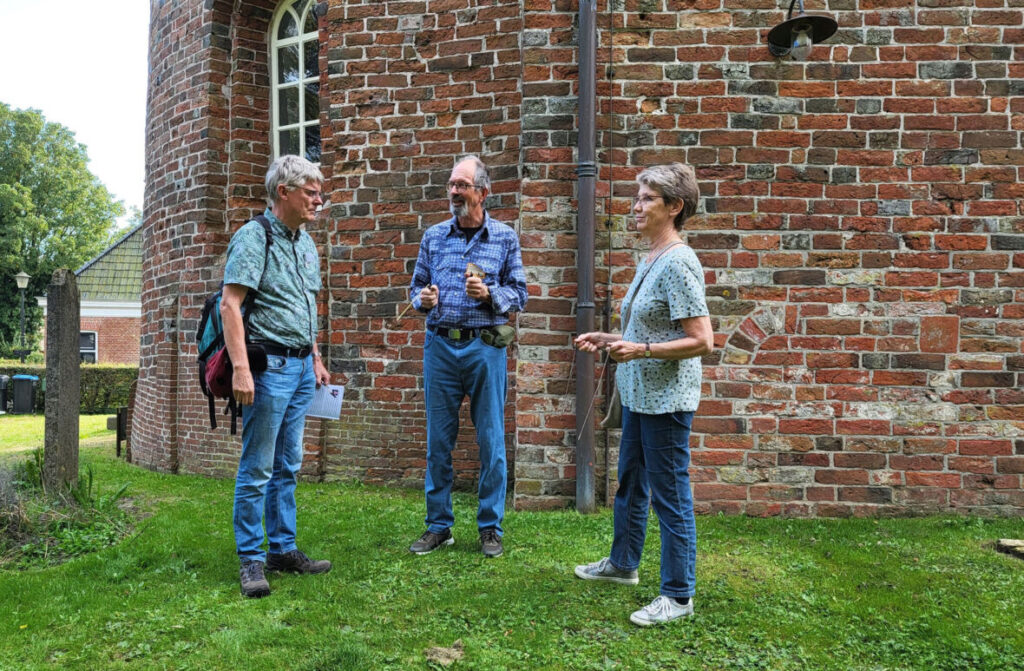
[38, 225, 142, 365]
[134, 0, 1024, 516]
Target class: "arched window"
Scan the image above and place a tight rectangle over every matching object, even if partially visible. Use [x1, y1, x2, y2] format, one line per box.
[270, 0, 320, 162]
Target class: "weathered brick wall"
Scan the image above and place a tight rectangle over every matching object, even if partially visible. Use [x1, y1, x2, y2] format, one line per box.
[316, 0, 524, 491]
[139, 0, 1024, 516]
[80, 317, 141, 364]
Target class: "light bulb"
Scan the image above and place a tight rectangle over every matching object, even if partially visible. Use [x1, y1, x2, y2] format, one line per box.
[790, 24, 813, 61]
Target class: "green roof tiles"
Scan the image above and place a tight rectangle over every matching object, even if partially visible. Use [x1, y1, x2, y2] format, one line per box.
[74, 225, 143, 302]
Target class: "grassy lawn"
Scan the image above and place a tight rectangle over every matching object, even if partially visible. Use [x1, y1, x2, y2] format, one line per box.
[2, 445, 1024, 670]
[0, 415, 114, 455]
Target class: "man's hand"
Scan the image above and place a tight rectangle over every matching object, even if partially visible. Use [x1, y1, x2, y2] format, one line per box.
[313, 355, 332, 387]
[419, 284, 440, 309]
[465, 273, 490, 302]
[233, 364, 255, 406]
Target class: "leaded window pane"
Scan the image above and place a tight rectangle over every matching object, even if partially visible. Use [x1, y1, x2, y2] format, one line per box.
[277, 45, 299, 84]
[280, 129, 300, 156]
[304, 127, 321, 163]
[279, 86, 300, 126]
[277, 11, 297, 39]
[304, 83, 319, 122]
[304, 40, 319, 78]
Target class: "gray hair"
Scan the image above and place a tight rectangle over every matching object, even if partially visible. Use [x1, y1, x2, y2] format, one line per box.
[637, 163, 700, 230]
[265, 155, 325, 205]
[456, 154, 491, 191]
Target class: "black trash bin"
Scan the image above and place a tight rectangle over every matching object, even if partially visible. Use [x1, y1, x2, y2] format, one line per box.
[11, 374, 39, 414]
[0, 375, 9, 414]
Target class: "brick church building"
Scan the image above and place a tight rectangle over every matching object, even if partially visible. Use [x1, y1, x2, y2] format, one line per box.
[134, 0, 1024, 516]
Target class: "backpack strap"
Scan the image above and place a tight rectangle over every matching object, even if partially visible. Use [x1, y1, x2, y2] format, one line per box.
[240, 215, 275, 334]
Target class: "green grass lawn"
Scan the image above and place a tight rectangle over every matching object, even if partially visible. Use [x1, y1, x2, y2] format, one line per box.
[0, 415, 113, 455]
[2, 445, 1024, 670]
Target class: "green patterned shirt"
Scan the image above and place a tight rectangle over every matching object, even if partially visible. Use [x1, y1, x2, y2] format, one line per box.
[617, 244, 709, 414]
[223, 208, 321, 348]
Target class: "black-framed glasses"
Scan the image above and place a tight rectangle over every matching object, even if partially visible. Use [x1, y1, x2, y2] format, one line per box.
[633, 195, 663, 207]
[447, 181, 481, 193]
[292, 186, 323, 200]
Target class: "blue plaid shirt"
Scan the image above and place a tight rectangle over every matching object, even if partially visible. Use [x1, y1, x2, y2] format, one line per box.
[410, 212, 528, 329]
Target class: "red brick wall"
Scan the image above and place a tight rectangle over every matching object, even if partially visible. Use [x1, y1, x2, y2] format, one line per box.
[139, 0, 1024, 516]
[80, 317, 141, 364]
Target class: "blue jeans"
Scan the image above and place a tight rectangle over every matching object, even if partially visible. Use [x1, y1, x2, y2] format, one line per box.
[233, 354, 315, 562]
[609, 405, 696, 598]
[422, 330, 508, 535]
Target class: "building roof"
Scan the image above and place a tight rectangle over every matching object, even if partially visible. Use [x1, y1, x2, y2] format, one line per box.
[74, 225, 143, 302]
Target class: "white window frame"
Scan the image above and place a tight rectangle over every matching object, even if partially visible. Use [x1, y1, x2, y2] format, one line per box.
[80, 331, 98, 364]
[270, 0, 321, 162]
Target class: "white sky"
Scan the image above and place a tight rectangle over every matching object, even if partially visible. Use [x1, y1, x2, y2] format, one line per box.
[0, 0, 149, 221]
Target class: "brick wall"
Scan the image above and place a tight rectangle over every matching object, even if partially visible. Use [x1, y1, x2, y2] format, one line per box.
[139, 0, 1024, 516]
[80, 317, 141, 364]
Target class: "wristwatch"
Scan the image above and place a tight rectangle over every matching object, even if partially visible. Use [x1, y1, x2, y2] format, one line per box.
[644, 343, 652, 358]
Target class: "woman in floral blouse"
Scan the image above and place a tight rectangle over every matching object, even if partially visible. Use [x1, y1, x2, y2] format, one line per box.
[574, 163, 714, 626]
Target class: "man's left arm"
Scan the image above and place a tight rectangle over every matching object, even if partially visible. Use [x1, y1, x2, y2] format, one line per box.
[487, 234, 528, 315]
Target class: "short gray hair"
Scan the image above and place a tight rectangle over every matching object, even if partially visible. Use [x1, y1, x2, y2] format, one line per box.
[265, 155, 325, 205]
[637, 163, 700, 230]
[456, 154, 491, 191]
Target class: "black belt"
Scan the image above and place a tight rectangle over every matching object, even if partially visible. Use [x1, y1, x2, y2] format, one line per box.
[259, 343, 312, 358]
[430, 325, 482, 341]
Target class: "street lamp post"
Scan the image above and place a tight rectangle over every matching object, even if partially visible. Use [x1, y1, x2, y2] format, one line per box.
[14, 271, 30, 363]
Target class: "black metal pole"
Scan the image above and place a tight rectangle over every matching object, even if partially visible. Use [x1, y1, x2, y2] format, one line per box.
[18, 286, 26, 363]
[575, 0, 597, 513]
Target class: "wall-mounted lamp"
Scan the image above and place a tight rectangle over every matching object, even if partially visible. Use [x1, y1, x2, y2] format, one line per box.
[767, 0, 837, 61]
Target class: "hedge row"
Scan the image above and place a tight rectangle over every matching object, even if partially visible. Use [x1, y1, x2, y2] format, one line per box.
[0, 361, 138, 415]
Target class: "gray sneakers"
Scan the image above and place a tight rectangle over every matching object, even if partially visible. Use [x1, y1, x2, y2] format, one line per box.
[629, 595, 694, 626]
[480, 528, 503, 558]
[240, 560, 270, 598]
[573, 557, 639, 585]
[266, 549, 332, 574]
[409, 528, 454, 554]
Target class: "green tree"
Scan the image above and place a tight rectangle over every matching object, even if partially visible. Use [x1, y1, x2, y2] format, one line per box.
[0, 102, 124, 357]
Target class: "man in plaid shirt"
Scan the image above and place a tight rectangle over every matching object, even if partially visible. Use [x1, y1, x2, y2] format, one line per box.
[408, 155, 528, 559]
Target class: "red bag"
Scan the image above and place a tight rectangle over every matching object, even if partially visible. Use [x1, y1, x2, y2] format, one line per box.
[204, 347, 234, 399]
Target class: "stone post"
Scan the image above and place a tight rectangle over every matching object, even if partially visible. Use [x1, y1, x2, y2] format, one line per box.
[43, 269, 80, 491]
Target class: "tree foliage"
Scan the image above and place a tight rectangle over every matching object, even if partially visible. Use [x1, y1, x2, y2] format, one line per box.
[0, 102, 124, 356]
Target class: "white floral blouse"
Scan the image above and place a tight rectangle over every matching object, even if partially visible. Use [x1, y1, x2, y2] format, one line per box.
[617, 244, 709, 414]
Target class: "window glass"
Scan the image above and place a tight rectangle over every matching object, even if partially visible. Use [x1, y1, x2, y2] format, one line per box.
[277, 12, 296, 39]
[271, 1, 321, 161]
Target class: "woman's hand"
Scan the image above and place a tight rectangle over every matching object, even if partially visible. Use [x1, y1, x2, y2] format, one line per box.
[574, 331, 618, 353]
[607, 340, 646, 363]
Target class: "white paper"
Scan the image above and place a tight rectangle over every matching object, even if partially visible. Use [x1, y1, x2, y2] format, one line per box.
[307, 384, 345, 419]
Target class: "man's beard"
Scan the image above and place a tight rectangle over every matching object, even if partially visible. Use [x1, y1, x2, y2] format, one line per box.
[450, 200, 468, 219]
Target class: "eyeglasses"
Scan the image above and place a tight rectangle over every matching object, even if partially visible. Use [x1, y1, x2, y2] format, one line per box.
[292, 186, 323, 200]
[633, 195, 663, 207]
[447, 181, 481, 193]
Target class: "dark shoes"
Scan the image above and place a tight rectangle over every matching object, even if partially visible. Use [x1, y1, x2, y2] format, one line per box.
[409, 528, 454, 555]
[240, 560, 271, 598]
[480, 528, 503, 558]
[266, 549, 332, 574]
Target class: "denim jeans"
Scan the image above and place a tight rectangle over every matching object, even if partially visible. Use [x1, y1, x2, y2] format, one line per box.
[422, 330, 507, 535]
[609, 405, 696, 598]
[233, 353, 315, 562]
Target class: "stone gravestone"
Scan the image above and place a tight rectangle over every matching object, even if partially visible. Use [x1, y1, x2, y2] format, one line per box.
[43, 269, 80, 491]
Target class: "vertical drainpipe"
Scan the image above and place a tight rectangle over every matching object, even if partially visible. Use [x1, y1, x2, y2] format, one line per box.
[575, 0, 597, 513]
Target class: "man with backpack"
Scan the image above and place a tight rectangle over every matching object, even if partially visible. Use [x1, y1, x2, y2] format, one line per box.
[221, 155, 334, 598]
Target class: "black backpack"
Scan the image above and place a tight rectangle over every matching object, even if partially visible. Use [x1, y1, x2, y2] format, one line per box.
[196, 215, 273, 434]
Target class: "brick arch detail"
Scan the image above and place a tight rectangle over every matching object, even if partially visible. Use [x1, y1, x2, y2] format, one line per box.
[719, 306, 789, 368]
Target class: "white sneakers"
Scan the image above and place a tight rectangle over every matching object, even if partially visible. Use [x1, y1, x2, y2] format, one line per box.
[629, 595, 694, 627]
[574, 558, 694, 626]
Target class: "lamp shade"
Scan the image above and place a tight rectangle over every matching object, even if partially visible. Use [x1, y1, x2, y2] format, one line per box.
[767, 13, 838, 58]
[14, 271, 30, 290]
